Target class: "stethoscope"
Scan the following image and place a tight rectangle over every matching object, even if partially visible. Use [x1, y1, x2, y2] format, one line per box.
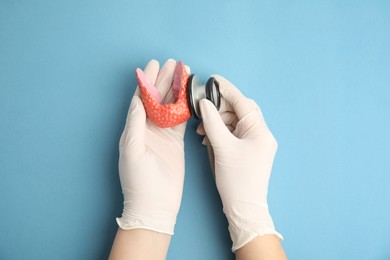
[187, 75, 221, 119]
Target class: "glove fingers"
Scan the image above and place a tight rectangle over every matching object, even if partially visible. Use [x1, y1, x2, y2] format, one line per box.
[201, 124, 235, 146]
[221, 112, 239, 130]
[196, 123, 205, 135]
[197, 111, 237, 136]
[199, 99, 234, 146]
[218, 93, 234, 114]
[211, 74, 262, 122]
[232, 105, 271, 140]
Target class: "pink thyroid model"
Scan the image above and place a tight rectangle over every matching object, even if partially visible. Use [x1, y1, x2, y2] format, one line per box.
[136, 61, 191, 128]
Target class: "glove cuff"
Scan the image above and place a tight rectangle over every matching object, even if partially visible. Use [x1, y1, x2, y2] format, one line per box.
[223, 201, 283, 252]
[116, 208, 176, 235]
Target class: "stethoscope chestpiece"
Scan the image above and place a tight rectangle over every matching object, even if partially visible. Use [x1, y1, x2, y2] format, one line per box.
[187, 74, 221, 119]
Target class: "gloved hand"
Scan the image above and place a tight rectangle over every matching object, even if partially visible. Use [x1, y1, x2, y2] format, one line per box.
[116, 59, 189, 235]
[197, 75, 283, 251]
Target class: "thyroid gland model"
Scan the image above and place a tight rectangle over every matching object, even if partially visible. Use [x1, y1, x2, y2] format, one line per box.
[136, 61, 191, 128]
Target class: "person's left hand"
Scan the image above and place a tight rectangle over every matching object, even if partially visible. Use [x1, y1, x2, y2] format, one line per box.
[116, 59, 189, 235]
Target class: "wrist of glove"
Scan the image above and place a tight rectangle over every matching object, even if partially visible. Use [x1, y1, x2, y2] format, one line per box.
[223, 201, 282, 251]
[116, 189, 178, 235]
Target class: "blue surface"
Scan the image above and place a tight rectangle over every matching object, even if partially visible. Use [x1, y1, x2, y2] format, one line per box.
[1, 1, 389, 259]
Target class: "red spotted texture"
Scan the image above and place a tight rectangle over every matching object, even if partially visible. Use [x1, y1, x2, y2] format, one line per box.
[136, 61, 191, 128]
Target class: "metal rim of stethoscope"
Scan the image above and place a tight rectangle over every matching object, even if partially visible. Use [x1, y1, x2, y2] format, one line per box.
[187, 74, 221, 119]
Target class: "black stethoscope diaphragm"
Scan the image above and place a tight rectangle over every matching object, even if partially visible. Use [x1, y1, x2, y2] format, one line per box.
[187, 75, 221, 119]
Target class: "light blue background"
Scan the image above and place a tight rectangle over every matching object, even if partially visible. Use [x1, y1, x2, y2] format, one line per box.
[1, 1, 389, 259]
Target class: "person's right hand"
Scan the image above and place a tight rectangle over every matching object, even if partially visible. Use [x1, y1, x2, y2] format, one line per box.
[196, 75, 283, 252]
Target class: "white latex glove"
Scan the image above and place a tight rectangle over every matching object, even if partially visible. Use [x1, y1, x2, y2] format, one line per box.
[116, 59, 189, 235]
[197, 75, 283, 251]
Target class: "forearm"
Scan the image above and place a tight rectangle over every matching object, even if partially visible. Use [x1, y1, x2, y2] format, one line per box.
[235, 235, 287, 260]
[109, 228, 171, 260]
